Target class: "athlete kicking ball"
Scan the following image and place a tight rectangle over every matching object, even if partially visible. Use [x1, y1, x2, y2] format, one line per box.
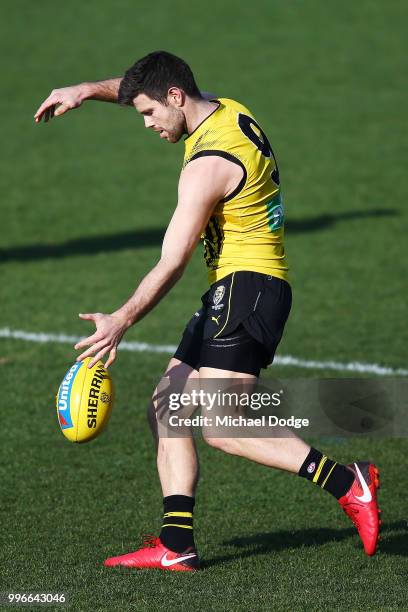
[35, 51, 381, 570]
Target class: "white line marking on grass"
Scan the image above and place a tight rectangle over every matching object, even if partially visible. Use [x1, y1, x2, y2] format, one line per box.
[0, 327, 407, 376]
[0, 327, 177, 354]
[273, 354, 408, 376]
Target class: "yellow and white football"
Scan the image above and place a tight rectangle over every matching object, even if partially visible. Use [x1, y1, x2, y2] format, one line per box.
[56, 358, 114, 443]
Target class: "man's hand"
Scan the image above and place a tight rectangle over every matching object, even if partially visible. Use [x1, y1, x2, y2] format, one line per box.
[74, 312, 130, 369]
[34, 85, 87, 123]
[34, 79, 121, 123]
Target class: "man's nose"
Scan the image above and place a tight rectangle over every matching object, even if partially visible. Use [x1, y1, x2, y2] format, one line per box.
[144, 116, 154, 128]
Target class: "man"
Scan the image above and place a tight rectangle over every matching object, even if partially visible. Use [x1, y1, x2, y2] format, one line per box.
[35, 51, 381, 571]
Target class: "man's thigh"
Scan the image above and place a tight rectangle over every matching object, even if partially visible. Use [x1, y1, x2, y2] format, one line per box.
[199, 363, 258, 442]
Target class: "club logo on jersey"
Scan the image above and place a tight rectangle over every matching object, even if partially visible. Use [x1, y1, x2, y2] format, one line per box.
[213, 285, 225, 307]
[211, 285, 225, 310]
[307, 462, 316, 474]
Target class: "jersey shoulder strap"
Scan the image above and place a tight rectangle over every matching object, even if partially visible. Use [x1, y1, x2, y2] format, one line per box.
[183, 98, 252, 168]
[215, 97, 255, 118]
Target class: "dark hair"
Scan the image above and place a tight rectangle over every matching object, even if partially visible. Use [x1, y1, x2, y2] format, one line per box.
[118, 51, 202, 106]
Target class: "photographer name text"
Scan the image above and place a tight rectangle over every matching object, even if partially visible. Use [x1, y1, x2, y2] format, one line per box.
[168, 415, 310, 429]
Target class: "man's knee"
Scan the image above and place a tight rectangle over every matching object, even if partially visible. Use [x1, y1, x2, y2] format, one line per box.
[202, 433, 237, 453]
[147, 396, 158, 432]
[148, 358, 199, 433]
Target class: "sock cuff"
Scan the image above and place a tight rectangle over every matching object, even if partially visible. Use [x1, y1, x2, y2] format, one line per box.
[298, 447, 324, 478]
[163, 495, 195, 512]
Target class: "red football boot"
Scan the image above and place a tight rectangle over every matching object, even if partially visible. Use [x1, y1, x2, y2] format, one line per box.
[104, 536, 199, 571]
[338, 462, 381, 556]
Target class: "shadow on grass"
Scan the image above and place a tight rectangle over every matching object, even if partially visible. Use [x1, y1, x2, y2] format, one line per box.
[286, 208, 398, 234]
[379, 520, 408, 558]
[202, 520, 408, 568]
[202, 526, 354, 568]
[0, 208, 398, 264]
[0, 228, 166, 263]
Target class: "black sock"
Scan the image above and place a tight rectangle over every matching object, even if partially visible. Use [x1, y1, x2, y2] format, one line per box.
[159, 495, 195, 553]
[298, 447, 354, 500]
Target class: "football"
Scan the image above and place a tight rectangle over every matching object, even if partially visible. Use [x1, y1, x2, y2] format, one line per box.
[56, 358, 114, 443]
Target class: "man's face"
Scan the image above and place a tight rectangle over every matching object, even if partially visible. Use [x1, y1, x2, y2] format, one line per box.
[134, 93, 186, 143]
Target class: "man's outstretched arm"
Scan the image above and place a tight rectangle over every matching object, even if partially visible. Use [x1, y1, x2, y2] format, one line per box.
[74, 154, 236, 368]
[34, 78, 121, 123]
[34, 78, 217, 123]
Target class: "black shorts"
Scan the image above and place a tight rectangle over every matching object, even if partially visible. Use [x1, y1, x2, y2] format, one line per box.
[174, 271, 292, 376]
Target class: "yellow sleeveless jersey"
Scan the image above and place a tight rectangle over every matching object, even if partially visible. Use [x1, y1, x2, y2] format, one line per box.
[183, 98, 289, 284]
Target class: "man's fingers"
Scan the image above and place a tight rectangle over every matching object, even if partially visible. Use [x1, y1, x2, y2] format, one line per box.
[75, 339, 108, 362]
[45, 105, 56, 121]
[54, 103, 69, 117]
[75, 313, 105, 348]
[88, 347, 111, 369]
[79, 313, 98, 322]
[74, 332, 104, 350]
[34, 98, 71, 123]
[75, 312, 120, 367]
[104, 347, 117, 369]
[34, 97, 54, 121]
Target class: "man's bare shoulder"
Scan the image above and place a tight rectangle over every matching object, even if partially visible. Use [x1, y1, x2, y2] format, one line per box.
[180, 153, 244, 201]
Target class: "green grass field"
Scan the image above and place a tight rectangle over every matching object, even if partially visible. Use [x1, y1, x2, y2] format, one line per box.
[1, 1, 407, 610]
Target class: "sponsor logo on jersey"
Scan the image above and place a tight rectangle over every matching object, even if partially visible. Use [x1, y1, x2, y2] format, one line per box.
[268, 203, 284, 231]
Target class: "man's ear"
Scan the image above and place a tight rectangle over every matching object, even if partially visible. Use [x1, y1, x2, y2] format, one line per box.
[167, 87, 185, 107]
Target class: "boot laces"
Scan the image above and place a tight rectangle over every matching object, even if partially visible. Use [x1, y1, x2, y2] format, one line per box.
[141, 534, 159, 548]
